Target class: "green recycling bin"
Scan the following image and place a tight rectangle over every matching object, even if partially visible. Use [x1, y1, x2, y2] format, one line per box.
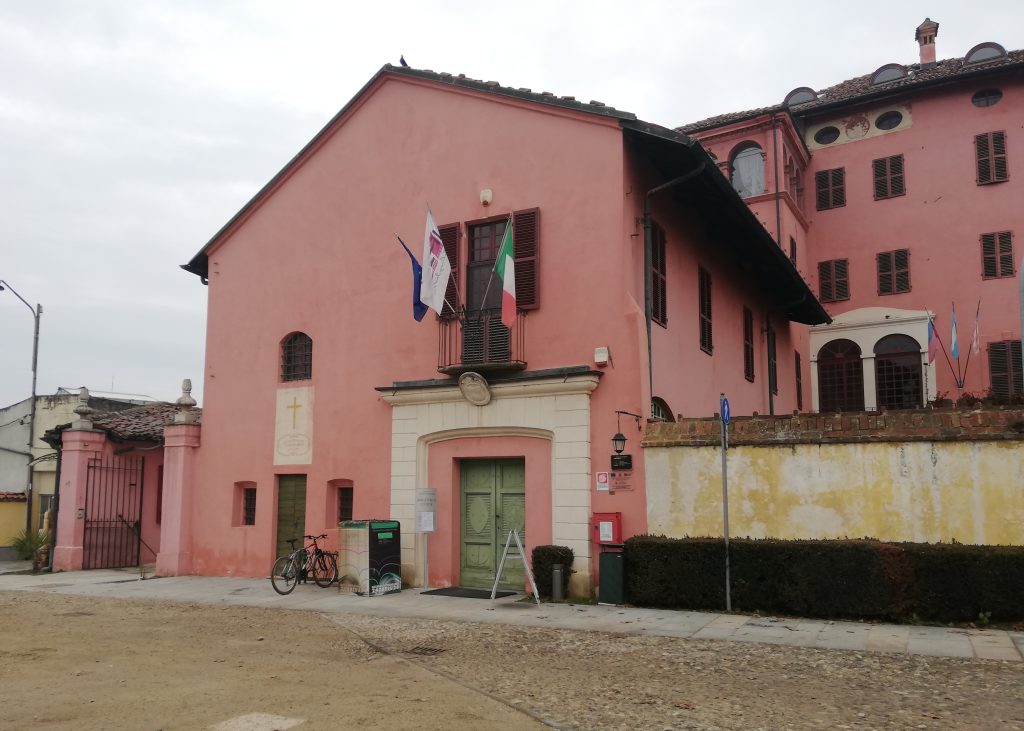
[598, 544, 625, 605]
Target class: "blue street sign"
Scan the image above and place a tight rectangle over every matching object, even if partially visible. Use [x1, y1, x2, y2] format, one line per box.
[722, 398, 730, 425]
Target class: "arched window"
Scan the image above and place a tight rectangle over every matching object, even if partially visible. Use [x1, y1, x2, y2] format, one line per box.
[817, 339, 864, 412]
[730, 143, 766, 198]
[281, 332, 313, 381]
[651, 397, 674, 421]
[874, 334, 923, 410]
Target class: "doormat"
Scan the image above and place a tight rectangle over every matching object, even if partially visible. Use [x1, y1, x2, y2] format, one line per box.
[421, 587, 514, 599]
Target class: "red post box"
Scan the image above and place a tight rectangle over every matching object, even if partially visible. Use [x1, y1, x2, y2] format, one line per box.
[591, 512, 622, 545]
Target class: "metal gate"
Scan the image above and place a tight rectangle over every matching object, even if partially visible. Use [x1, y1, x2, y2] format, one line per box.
[83, 455, 145, 569]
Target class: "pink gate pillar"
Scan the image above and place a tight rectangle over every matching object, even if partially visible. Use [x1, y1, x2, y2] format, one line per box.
[53, 390, 108, 572]
[156, 380, 201, 576]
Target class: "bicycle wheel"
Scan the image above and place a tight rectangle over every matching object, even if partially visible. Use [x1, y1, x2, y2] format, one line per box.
[312, 552, 338, 588]
[270, 555, 299, 595]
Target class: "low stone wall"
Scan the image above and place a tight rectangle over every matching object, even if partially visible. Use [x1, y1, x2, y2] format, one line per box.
[642, 407, 1024, 546]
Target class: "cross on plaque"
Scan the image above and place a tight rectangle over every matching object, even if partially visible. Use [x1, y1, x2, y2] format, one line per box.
[287, 397, 302, 429]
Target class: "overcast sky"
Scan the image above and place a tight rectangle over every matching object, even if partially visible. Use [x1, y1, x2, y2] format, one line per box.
[2, 0, 1022, 408]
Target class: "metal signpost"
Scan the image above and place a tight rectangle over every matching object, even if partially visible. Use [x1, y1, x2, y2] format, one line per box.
[719, 393, 732, 612]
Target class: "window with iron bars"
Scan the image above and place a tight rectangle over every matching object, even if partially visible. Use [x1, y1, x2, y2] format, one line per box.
[281, 332, 312, 381]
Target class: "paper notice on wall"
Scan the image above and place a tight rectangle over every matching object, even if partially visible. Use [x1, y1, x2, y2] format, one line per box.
[418, 511, 435, 533]
[596, 472, 610, 491]
[415, 487, 437, 534]
[599, 521, 614, 543]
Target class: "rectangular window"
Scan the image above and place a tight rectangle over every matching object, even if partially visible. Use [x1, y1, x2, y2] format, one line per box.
[243, 487, 257, 526]
[698, 266, 712, 354]
[338, 486, 354, 523]
[651, 222, 667, 326]
[988, 340, 1023, 400]
[815, 168, 846, 210]
[976, 131, 1008, 185]
[37, 494, 54, 531]
[877, 249, 910, 295]
[794, 351, 803, 411]
[872, 154, 906, 200]
[789, 237, 797, 265]
[743, 307, 755, 382]
[817, 259, 850, 303]
[767, 324, 778, 396]
[156, 465, 163, 525]
[981, 231, 1014, 279]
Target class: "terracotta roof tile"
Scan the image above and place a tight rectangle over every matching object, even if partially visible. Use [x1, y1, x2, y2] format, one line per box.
[679, 50, 1024, 134]
[92, 402, 202, 442]
[0, 492, 27, 502]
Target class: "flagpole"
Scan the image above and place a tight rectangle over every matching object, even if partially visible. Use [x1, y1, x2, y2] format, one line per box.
[961, 299, 981, 390]
[931, 315, 960, 392]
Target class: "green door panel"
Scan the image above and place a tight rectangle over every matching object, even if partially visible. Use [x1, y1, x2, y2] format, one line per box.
[276, 475, 307, 559]
[460, 459, 525, 590]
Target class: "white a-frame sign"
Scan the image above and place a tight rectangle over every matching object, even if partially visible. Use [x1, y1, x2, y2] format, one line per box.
[490, 528, 541, 605]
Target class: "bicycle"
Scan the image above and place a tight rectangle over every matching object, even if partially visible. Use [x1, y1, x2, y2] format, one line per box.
[270, 533, 338, 595]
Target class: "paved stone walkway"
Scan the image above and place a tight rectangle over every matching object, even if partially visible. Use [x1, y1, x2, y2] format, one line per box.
[3, 568, 1021, 662]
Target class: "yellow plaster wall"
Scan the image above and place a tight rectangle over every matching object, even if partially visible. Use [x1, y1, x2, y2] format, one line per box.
[0, 502, 25, 545]
[646, 441, 1024, 545]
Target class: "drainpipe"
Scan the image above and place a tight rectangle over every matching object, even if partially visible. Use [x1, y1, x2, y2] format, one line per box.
[644, 162, 706, 404]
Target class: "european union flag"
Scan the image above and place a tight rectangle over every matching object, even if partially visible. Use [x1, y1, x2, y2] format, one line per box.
[397, 235, 429, 321]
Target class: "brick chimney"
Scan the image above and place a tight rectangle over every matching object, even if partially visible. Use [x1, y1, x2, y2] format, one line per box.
[916, 17, 939, 67]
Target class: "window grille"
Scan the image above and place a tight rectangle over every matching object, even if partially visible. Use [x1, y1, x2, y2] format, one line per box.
[789, 237, 797, 265]
[874, 334, 923, 409]
[652, 222, 667, 326]
[872, 155, 906, 200]
[877, 250, 911, 295]
[243, 487, 257, 526]
[281, 332, 312, 381]
[815, 168, 846, 210]
[698, 266, 712, 354]
[817, 339, 865, 412]
[338, 486, 354, 523]
[743, 307, 755, 382]
[981, 231, 1014, 278]
[976, 131, 1008, 185]
[817, 259, 850, 303]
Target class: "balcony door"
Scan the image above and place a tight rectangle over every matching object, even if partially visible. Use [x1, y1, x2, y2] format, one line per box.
[465, 220, 510, 364]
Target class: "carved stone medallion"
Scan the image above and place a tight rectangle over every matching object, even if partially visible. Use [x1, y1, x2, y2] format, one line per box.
[458, 372, 492, 406]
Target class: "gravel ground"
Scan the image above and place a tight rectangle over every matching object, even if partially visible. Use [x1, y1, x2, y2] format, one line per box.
[335, 611, 1024, 731]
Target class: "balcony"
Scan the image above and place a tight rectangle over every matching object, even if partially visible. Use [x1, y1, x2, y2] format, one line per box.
[438, 309, 527, 376]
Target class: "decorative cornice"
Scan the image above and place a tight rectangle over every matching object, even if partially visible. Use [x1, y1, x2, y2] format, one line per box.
[381, 373, 600, 407]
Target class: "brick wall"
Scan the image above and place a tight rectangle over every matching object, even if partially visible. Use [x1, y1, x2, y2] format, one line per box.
[642, 407, 1024, 448]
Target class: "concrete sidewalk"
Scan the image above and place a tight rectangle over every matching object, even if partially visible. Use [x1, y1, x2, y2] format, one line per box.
[3, 568, 1021, 662]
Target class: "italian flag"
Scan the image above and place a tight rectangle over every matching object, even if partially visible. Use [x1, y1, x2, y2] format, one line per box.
[495, 219, 516, 328]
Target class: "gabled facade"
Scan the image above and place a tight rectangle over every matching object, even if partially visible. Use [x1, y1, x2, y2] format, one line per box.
[166, 66, 826, 593]
[683, 19, 1024, 411]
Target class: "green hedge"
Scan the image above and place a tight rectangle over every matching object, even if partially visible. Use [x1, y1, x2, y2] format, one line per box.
[531, 545, 574, 599]
[624, 536, 1024, 622]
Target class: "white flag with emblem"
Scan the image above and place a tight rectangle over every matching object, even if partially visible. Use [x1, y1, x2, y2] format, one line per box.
[419, 208, 451, 315]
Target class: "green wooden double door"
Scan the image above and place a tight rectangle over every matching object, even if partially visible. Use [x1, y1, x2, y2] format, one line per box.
[460, 459, 526, 589]
[276, 475, 306, 559]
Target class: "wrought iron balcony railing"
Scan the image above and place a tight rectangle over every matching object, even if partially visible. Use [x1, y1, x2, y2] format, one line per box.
[438, 308, 527, 375]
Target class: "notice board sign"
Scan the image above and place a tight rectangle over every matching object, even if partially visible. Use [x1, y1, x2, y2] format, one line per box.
[415, 488, 437, 534]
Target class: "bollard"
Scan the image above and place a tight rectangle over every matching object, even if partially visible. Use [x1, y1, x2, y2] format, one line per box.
[551, 564, 564, 602]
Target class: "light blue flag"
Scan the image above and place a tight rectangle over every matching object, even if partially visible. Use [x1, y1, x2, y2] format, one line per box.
[950, 304, 959, 359]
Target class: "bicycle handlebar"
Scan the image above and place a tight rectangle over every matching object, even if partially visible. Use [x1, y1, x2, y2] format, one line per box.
[304, 534, 328, 540]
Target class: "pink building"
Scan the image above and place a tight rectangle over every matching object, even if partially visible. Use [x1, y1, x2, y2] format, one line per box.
[156, 65, 824, 594]
[683, 19, 1024, 411]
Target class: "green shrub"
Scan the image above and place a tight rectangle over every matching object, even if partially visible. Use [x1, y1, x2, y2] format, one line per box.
[623, 535, 1024, 623]
[11, 528, 48, 561]
[531, 545, 574, 599]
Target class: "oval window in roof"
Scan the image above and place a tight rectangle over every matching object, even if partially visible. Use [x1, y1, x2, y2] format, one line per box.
[972, 88, 1003, 107]
[784, 87, 818, 106]
[870, 64, 908, 85]
[965, 42, 1007, 64]
[875, 111, 903, 130]
[814, 126, 840, 145]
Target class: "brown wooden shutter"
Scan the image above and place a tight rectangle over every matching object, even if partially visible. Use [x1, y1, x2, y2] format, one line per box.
[997, 231, 1014, 276]
[698, 267, 712, 353]
[794, 351, 803, 411]
[988, 340, 1023, 399]
[743, 307, 754, 381]
[830, 168, 846, 207]
[975, 132, 1007, 184]
[877, 252, 893, 294]
[439, 223, 460, 317]
[818, 260, 835, 301]
[894, 249, 910, 292]
[890, 155, 905, 196]
[815, 171, 829, 210]
[872, 158, 888, 199]
[981, 232, 998, 277]
[512, 208, 539, 310]
[834, 259, 849, 300]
